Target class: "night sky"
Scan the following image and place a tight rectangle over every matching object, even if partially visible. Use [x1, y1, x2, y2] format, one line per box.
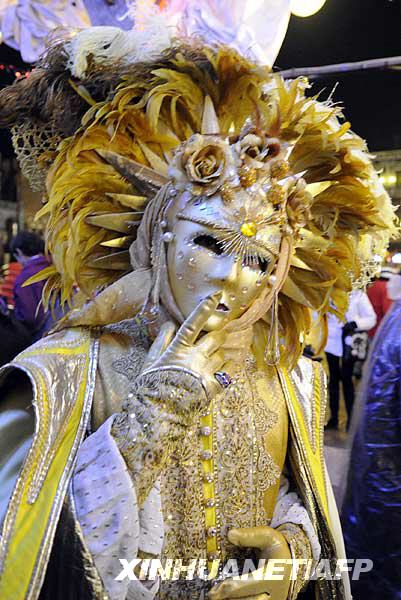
[0, 0, 401, 153]
[277, 0, 401, 150]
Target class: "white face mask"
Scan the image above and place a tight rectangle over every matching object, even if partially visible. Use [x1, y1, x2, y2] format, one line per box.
[167, 218, 272, 331]
[387, 274, 401, 301]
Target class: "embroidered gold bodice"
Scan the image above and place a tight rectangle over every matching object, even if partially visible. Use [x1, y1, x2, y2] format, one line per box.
[159, 356, 289, 562]
[92, 321, 289, 562]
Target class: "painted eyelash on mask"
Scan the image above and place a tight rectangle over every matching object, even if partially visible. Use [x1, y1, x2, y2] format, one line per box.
[178, 213, 279, 265]
[192, 232, 271, 273]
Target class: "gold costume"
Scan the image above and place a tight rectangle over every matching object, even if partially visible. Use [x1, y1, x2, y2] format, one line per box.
[0, 10, 396, 600]
[0, 319, 335, 600]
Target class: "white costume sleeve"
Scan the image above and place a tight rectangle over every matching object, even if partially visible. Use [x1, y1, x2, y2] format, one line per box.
[72, 416, 163, 600]
[346, 290, 377, 331]
[271, 474, 321, 561]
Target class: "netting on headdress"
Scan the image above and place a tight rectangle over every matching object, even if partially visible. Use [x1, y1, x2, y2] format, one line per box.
[11, 120, 63, 192]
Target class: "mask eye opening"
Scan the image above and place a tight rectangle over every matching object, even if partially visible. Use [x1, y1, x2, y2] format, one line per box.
[193, 234, 225, 256]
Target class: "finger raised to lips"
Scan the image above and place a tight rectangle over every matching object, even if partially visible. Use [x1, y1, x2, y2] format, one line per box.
[175, 292, 222, 346]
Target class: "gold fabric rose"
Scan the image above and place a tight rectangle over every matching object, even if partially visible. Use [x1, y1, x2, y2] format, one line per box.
[170, 135, 231, 196]
[185, 144, 224, 182]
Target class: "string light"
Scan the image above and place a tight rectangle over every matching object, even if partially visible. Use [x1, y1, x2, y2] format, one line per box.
[379, 172, 398, 188]
[0, 63, 31, 79]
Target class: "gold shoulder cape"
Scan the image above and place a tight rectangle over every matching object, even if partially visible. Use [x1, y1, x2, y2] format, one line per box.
[0, 328, 99, 600]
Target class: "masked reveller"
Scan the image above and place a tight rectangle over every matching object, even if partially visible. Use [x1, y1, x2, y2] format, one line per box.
[0, 11, 396, 600]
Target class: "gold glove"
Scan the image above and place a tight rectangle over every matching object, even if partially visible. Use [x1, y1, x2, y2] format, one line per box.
[142, 293, 227, 398]
[208, 526, 292, 600]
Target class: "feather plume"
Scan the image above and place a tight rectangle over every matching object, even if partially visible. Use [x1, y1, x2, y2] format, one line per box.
[1, 41, 394, 366]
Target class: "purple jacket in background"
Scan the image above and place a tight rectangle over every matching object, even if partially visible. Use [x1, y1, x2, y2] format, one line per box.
[13, 255, 52, 339]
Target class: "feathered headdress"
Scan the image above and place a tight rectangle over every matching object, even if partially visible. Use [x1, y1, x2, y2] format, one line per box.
[0, 22, 396, 364]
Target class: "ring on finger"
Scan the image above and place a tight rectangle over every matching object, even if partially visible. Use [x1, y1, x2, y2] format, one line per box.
[214, 371, 232, 389]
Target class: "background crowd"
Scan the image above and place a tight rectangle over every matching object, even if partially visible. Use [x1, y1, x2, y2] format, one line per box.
[0, 231, 57, 365]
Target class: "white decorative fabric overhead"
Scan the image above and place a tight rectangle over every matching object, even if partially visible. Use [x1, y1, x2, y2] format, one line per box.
[163, 0, 291, 67]
[0, 0, 91, 63]
[0, 0, 291, 66]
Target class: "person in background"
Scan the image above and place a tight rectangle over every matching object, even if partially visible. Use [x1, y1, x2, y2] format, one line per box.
[341, 273, 401, 600]
[366, 266, 395, 338]
[0, 261, 22, 309]
[325, 290, 376, 430]
[0, 297, 32, 366]
[11, 231, 52, 340]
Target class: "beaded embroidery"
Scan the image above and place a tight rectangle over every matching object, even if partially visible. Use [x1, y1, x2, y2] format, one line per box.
[160, 356, 283, 562]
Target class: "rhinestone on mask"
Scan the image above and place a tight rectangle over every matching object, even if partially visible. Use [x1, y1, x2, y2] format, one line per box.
[267, 183, 285, 206]
[220, 183, 235, 203]
[240, 221, 257, 237]
[239, 166, 258, 188]
[270, 159, 290, 180]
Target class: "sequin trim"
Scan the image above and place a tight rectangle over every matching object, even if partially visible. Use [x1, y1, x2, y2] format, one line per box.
[278, 522, 312, 599]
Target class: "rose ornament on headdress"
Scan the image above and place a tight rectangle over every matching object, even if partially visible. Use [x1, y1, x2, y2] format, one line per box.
[237, 131, 281, 166]
[169, 134, 235, 196]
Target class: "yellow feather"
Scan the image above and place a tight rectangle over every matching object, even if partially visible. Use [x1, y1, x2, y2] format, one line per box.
[29, 45, 396, 360]
[22, 265, 57, 287]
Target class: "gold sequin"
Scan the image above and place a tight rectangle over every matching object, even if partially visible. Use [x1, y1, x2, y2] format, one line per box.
[270, 159, 290, 180]
[267, 183, 285, 206]
[278, 522, 312, 599]
[220, 183, 235, 203]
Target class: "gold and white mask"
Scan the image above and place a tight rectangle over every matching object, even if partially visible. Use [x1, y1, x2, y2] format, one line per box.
[96, 96, 311, 335]
[160, 101, 309, 330]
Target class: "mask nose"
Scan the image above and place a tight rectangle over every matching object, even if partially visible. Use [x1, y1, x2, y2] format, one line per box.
[214, 256, 240, 285]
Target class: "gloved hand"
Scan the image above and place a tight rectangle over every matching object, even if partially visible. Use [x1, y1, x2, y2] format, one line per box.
[208, 526, 292, 600]
[142, 292, 228, 398]
[342, 321, 357, 337]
